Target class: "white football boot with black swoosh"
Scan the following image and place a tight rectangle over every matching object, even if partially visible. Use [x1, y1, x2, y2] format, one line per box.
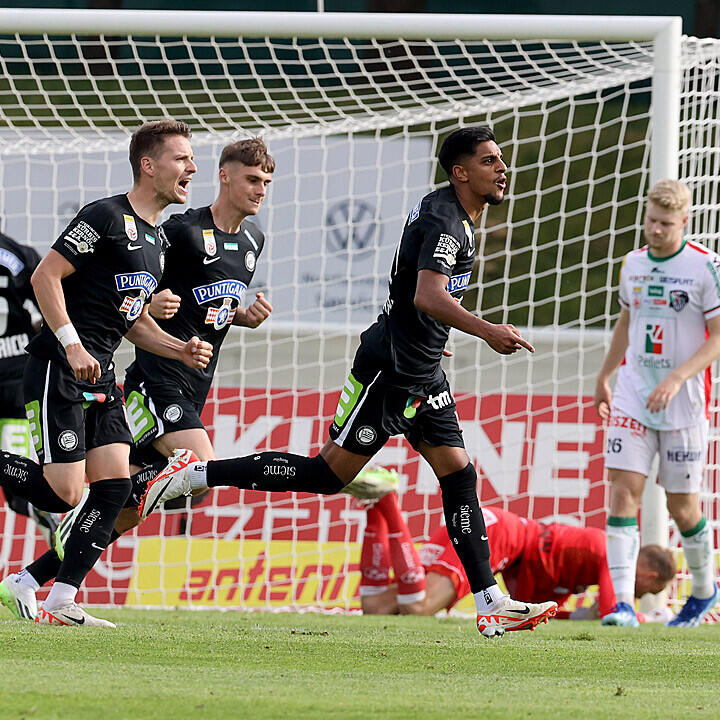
[476, 596, 557, 638]
[35, 602, 116, 628]
[139, 448, 199, 519]
[0, 574, 38, 621]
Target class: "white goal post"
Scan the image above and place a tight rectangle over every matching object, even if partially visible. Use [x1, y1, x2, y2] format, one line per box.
[0, 10, 717, 616]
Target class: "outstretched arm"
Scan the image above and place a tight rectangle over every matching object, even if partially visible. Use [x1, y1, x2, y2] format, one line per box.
[414, 268, 533, 355]
[125, 307, 213, 369]
[594, 307, 630, 420]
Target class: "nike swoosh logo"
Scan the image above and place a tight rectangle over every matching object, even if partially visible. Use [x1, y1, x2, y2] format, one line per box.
[480, 535, 488, 541]
[127, 243, 142, 251]
[516, 605, 531, 615]
[203, 256, 220, 264]
[91, 543, 105, 551]
[64, 614, 86, 624]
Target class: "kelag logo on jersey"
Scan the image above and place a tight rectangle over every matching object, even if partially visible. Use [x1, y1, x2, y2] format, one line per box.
[448, 271, 471, 294]
[645, 324, 663, 354]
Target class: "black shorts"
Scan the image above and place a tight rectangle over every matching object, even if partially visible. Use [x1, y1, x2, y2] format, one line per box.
[0, 376, 25, 418]
[23, 355, 132, 465]
[123, 376, 205, 466]
[328, 366, 464, 457]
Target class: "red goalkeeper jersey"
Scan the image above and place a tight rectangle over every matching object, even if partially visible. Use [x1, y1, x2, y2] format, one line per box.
[420, 508, 616, 615]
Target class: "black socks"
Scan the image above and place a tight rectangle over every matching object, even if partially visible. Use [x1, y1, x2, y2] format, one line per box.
[206, 453, 344, 495]
[55, 477, 131, 588]
[437, 463, 495, 592]
[0, 452, 73, 513]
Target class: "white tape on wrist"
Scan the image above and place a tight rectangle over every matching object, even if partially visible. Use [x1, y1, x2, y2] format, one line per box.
[55, 323, 81, 349]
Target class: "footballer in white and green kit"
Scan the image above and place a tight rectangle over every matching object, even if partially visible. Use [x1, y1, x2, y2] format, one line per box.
[596, 179, 720, 628]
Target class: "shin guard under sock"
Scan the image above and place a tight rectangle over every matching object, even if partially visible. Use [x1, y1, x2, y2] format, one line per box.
[0, 452, 73, 512]
[55, 478, 131, 588]
[437, 463, 495, 592]
[206, 453, 344, 495]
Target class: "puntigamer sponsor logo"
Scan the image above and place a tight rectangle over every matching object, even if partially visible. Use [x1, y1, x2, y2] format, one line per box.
[114, 272, 157, 296]
[448, 271, 471, 293]
[192, 279, 247, 305]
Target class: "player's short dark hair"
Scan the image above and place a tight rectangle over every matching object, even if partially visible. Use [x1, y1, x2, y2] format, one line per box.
[219, 137, 275, 174]
[639, 544, 676, 584]
[129, 119, 192, 181]
[438, 126, 496, 176]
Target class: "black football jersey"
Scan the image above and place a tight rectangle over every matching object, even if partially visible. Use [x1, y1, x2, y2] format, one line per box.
[363, 184, 476, 390]
[27, 194, 165, 375]
[125, 206, 264, 403]
[0, 233, 40, 379]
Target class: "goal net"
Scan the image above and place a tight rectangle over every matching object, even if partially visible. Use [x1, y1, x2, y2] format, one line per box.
[0, 11, 717, 616]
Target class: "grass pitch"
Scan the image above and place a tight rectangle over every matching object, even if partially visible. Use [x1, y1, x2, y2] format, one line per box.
[0, 609, 717, 720]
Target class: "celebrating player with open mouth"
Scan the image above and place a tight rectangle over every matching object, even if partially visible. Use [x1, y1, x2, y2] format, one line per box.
[0, 120, 213, 627]
[140, 126, 558, 638]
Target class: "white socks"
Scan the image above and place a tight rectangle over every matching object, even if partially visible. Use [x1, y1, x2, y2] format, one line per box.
[189, 462, 209, 491]
[44, 581, 77, 610]
[606, 517, 639, 605]
[16, 569, 40, 591]
[680, 517, 716, 599]
[474, 583, 505, 613]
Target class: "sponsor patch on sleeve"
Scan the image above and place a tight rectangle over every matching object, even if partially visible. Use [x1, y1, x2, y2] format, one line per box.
[62, 221, 101, 255]
[433, 233, 460, 268]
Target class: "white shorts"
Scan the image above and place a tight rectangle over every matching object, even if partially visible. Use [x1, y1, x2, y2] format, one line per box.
[604, 413, 709, 494]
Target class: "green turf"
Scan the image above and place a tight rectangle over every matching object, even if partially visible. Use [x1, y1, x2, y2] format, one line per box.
[0, 610, 717, 719]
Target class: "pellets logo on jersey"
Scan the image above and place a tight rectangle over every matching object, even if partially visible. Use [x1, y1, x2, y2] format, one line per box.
[645, 324, 663, 354]
[448, 271, 471, 294]
[433, 233, 460, 268]
[203, 229, 217, 256]
[669, 290, 689, 312]
[124, 214, 138, 241]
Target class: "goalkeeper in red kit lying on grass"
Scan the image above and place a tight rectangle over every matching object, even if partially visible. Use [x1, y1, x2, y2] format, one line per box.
[351, 472, 675, 619]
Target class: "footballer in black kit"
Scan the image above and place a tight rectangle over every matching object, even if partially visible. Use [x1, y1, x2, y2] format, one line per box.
[123, 205, 264, 463]
[24, 194, 165, 465]
[0, 232, 40, 423]
[329, 184, 474, 455]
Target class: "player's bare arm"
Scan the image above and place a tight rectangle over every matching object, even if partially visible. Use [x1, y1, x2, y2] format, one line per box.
[232, 291, 273, 328]
[31, 248, 101, 383]
[414, 268, 533, 355]
[594, 307, 630, 420]
[125, 306, 213, 369]
[646, 313, 720, 413]
[149, 288, 181, 320]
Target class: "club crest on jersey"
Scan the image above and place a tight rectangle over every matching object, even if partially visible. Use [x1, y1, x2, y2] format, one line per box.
[205, 298, 236, 330]
[448, 271, 471, 294]
[123, 214, 138, 241]
[245, 251, 256, 271]
[192, 279, 247, 305]
[669, 289, 689, 312]
[203, 229, 217, 256]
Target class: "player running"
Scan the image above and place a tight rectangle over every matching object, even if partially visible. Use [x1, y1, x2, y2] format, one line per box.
[140, 126, 558, 637]
[0, 230, 60, 546]
[0, 139, 274, 622]
[596, 179, 720, 628]
[353, 481, 674, 618]
[0, 120, 213, 627]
